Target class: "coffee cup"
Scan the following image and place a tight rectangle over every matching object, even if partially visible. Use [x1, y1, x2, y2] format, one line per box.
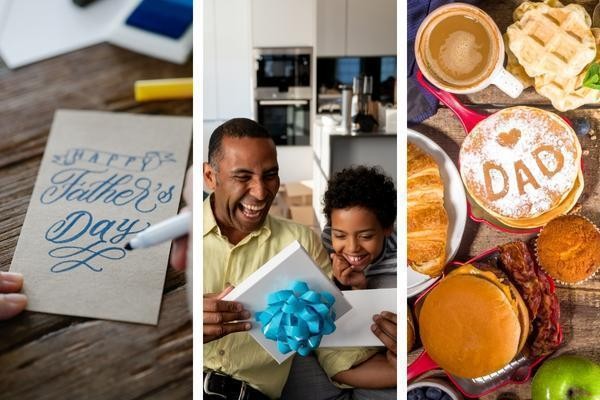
[415, 3, 523, 98]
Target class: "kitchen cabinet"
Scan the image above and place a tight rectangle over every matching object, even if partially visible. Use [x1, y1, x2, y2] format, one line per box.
[316, 0, 346, 57]
[317, 0, 396, 56]
[252, 0, 316, 47]
[203, 0, 253, 120]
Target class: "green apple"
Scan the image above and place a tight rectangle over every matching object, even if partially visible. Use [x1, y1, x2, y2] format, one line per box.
[532, 355, 600, 400]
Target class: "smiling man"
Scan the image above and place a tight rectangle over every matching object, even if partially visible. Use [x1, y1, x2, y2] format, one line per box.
[202, 119, 395, 400]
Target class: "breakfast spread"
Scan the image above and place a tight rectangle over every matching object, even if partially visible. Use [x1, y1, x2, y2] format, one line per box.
[460, 106, 581, 225]
[418, 241, 560, 379]
[407, 143, 449, 277]
[536, 215, 600, 284]
[409, 2, 598, 396]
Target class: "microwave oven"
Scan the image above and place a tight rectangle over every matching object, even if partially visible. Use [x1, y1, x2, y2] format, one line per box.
[254, 47, 312, 100]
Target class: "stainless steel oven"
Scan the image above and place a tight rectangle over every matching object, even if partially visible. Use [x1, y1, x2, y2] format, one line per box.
[254, 47, 312, 100]
[256, 99, 310, 146]
[254, 47, 313, 146]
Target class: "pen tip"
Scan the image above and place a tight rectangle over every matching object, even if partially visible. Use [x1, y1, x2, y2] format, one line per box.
[124, 243, 132, 251]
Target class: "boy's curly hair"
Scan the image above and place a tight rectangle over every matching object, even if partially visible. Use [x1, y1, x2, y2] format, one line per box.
[323, 166, 396, 228]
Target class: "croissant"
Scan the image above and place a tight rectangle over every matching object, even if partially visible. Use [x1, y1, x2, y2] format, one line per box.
[407, 143, 449, 277]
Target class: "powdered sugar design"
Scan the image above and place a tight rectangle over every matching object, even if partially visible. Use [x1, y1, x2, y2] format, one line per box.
[460, 108, 579, 218]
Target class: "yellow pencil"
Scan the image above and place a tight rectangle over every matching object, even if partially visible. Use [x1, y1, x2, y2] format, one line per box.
[134, 78, 193, 102]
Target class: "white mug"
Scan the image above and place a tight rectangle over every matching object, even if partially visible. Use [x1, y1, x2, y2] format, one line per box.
[415, 3, 523, 98]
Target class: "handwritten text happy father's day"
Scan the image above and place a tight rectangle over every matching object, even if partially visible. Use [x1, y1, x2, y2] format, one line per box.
[42, 148, 177, 273]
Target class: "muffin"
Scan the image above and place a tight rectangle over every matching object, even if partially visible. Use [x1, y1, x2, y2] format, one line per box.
[536, 215, 600, 284]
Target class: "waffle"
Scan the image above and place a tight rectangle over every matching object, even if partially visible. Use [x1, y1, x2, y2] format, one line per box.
[533, 28, 600, 111]
[512, 1, 590, 27]
[507, 4, 596, 78]
[504, 33, 533, 89]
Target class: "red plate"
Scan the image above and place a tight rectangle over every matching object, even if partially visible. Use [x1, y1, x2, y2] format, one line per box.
[407, 246, 563, 398]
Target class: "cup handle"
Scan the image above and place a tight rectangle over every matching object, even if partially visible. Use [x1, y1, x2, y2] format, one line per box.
[491, 68, 524, 98]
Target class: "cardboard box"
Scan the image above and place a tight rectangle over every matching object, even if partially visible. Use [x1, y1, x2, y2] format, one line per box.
[289, 205, 316, 227]
[269, 192, 290, 219]
[283, 182, 312, 207]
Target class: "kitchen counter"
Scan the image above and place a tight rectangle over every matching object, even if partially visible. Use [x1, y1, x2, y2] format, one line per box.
[316, 113, 396, 136]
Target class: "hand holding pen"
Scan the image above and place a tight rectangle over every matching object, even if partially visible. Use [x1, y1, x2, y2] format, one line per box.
[125, 167, 193, 271]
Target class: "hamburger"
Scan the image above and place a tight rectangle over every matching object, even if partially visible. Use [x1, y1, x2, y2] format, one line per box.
[418, 241, 561, 379]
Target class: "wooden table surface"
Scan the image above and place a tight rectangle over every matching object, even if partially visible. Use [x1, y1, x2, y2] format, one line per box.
[408, 1, 600, 399]
[0, 44, 192, 400]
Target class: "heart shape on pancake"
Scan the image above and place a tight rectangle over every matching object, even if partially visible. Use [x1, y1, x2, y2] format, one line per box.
[497, 128, 521, 148]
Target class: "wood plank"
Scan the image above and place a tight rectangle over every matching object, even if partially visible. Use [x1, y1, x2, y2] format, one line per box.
[0, 287, 192, 400]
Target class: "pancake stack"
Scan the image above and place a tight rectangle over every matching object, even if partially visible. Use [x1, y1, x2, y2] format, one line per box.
[459, 106, 582, 229]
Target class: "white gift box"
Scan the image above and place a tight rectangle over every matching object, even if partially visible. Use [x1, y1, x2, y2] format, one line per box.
[223, 240, 398, 362]
[223, 240, 352, 364]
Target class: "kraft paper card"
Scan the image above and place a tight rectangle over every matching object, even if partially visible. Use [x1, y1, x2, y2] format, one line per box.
[223, 240, 353, 364]
[320, 288, 397, 347]
[10, 110, 192, 325]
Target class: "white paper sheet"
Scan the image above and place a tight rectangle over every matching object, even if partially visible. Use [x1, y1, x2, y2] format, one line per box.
[321, 288, 398, 347]
[0, 0, 136, 68]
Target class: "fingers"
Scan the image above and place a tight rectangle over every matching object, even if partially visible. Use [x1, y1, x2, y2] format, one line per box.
[204, 321, 251, 343]
[203, 309, 251, 324]
[331, 254, 366, 288]
[379, 311, 397, 324]
[372, 315, 397, 355]
[340, 267, 367, 288]
[373, 311, 398, 340]
[331, 254, 350, 280]
[203, 298, 243, 313]
[203, 285, 252, 343]
[0, 272, 24, 293]
[0, 293, 27, 320]
[169, 236, 188, 271]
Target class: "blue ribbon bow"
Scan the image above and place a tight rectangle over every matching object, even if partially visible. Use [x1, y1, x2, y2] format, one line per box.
[255, 281, 336, 356]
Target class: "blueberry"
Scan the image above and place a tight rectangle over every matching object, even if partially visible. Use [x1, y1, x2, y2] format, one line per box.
[425, 387, 443, 399]
[408, 388, 425, 400]
[572, 117, 591, 136]
[440, 395, 453, 400]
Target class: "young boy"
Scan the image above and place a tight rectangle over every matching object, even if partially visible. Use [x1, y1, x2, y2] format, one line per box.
[281, 166, 397, 399]
[322, 165, 397, 289]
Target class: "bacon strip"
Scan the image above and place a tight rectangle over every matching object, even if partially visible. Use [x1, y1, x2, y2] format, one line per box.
[498, 241, 560, 356]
